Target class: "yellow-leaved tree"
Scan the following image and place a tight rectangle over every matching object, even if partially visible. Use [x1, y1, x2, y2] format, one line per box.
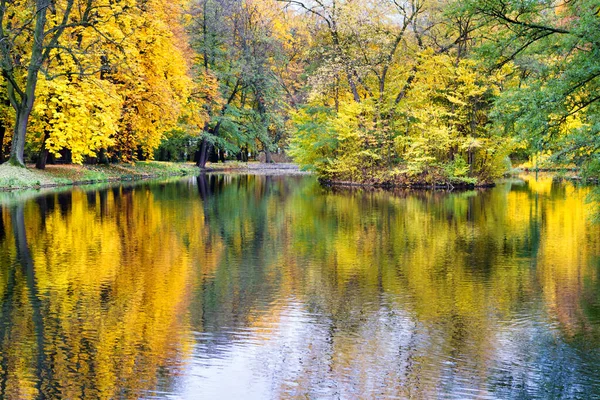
[31, 76, 121, 167]
[108, 0, 197, 162]
[285, 0, 514, 186]
[0, 0, 204, 168]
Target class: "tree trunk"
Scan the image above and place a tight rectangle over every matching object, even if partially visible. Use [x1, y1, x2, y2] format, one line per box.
[469, 150, 474, 173]
[0, 123, 5, 164]
[6, 0, 52, 168]
[36, 130, 50, 170]
[208, 146, 219, 163]
[237, 148, 249, 162]
[264, 147, 273, 163]
[60, 148, 72, 164]
[9, 107, 32, 167]
[197, 138, 212, 169]
[36, 149, 49, 170]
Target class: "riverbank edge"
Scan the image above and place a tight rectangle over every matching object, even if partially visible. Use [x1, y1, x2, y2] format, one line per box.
[318, 167, 600, 190]
[0, 161, 310, 192]
[319, 178, 495, 190]
[1, 162, 590, 192]
[0, 162, 203, 192]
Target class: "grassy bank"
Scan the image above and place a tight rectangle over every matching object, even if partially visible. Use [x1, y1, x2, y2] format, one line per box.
[0, 162, 201, 190]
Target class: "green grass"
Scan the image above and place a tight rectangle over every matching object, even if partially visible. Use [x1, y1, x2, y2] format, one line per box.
[81, 169, 108, 181]
[0, 161, 201, 191]
[52, 178, 73, 185]
[0, 165, 55, 189]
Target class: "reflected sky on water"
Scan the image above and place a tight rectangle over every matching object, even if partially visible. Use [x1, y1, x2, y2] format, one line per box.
[0, 174, 599, 399]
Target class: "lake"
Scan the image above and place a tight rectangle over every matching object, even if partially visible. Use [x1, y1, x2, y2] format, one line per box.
[0, 173, 599, 399]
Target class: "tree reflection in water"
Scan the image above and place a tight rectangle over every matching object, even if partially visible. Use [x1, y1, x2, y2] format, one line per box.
[0, 174, 598, 398]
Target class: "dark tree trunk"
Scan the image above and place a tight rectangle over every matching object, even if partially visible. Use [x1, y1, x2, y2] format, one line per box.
[197, 138, 212, 169]
[208, 146, 219, 163]
[4, 0, 56, 168]
[237, 149, 247, 162]
[468, 150, 474, 174]
[238, 147, 248, 162]
[36, 149, 49, 170]
[0, 124, 5, 164]
[60, 148, 72, 164]
[9, 106, 32, 167]
[264, 147, 273, 163]
[98, 148, 109, 165]
[36, 130, 50, 170]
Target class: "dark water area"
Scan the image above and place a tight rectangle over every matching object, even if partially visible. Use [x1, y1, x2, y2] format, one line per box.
[1, 174, 600, 399]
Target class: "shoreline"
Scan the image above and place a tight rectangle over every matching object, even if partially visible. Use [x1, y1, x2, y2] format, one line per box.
[319, 168, 600, 190]
[204, 162, 311, 175]
[0, 161, 309, 192]
[319, 178, 496, 190]
[0, 162, 202, 192]
[0, 162, 593, 194]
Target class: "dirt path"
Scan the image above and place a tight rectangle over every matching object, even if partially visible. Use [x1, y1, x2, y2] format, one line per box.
[205, 162, 311, 175]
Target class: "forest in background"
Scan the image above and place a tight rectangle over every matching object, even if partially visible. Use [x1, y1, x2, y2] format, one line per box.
[0, 0, 598, 186]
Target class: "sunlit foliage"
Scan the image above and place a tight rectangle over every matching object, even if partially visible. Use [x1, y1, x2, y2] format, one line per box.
[0, 0, 204, 168]
[458, 0, 600, 175]
[0, 0, 596, 183]
[283, 0, 514, 186]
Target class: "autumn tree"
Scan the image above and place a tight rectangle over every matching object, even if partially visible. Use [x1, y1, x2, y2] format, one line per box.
[0, 0, 124, 167]
[284, 0, 511, 186]
[107, 0, 199, 162]
[0, 0, 203, 168]
[31, 74, 121, 168]
[189, 0, 303, 167]
[459, 0, 600, 174]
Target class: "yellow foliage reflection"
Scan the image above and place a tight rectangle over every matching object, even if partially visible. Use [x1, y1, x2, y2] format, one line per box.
[0, 181, 212, 399]
[0, 174, 600, 398]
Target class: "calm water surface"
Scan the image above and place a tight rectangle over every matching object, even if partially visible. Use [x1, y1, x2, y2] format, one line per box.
[1, 174, 600, 399]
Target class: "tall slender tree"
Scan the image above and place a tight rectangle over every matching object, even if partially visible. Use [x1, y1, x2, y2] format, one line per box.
[0, 0, 101, 166]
